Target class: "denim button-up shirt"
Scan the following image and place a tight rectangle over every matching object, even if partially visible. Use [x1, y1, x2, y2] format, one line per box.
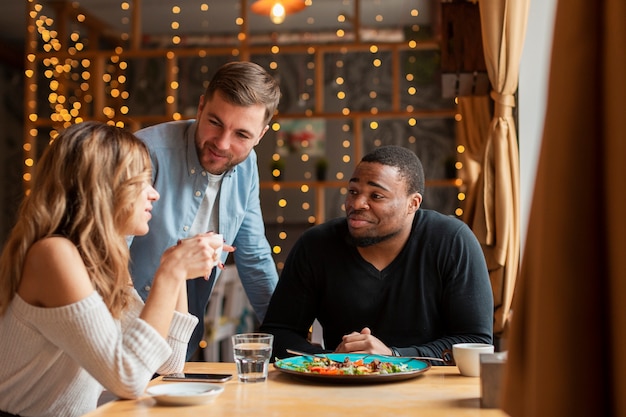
[129, 120, 278, 337]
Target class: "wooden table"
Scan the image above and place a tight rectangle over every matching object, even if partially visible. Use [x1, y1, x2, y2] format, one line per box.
[84, 362, 510, 416]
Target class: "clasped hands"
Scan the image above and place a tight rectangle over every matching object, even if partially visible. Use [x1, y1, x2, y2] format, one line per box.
[334, 327, 394, 356]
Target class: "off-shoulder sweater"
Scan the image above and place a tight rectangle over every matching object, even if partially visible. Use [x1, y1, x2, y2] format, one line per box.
[0, 290, 198, 417]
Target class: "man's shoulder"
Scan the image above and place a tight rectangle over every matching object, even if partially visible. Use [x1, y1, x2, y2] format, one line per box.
[418, 208, 461, 223]
[134, 120, 193, 147]
[416, 209, 468, 233]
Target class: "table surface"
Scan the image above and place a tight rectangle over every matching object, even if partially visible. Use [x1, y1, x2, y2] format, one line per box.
[85, 362, 510, 416]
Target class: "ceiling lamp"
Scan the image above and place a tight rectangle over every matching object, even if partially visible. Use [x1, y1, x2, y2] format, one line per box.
[251, 0, 307, 25]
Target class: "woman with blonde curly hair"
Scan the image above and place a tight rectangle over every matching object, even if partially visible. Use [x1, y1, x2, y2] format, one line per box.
[0, 121, 228, 417]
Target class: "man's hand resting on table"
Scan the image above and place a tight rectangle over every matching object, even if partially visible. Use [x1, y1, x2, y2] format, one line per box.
[334, 327, 394, 356]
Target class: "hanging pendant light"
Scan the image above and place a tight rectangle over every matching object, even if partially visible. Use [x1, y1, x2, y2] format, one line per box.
[251, 0, 307, 25]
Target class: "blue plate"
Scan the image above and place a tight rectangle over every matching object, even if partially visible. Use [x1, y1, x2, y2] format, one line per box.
[274, 353, 430, 383]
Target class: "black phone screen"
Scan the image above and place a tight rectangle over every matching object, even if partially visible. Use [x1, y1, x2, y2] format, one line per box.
[162, 373, 233, 382]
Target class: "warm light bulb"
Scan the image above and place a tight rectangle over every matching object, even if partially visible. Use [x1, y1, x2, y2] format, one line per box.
[270, 2, 286, 24]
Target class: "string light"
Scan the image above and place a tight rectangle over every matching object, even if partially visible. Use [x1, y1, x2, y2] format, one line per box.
[270, 2, 286, 24]
[250, 0, 307, 25]
[171, 5, 181, 45]
[23, 0, 461, 244]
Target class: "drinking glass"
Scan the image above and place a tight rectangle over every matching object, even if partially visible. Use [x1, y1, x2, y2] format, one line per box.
[232, 333, 273, 383]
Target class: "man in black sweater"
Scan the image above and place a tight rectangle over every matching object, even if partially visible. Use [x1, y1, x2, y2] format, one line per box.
[260, 145, 493, 363]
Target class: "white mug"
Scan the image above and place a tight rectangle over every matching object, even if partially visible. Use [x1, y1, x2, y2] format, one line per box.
[452, 343, 494, 377]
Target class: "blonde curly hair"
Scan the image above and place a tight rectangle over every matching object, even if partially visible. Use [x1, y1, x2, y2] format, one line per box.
[0, 121, 152, 317]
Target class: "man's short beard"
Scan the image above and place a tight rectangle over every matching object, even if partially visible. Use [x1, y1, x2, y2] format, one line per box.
[348, 230, 399, 247]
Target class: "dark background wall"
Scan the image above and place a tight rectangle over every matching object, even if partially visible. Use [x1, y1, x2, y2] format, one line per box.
[0, 63, 24, 246]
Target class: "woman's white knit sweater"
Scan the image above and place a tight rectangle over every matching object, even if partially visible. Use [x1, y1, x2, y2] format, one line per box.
[0, 290, 198, 417]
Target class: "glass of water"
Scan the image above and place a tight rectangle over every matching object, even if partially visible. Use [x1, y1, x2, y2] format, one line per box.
[231, 333, 274, 383]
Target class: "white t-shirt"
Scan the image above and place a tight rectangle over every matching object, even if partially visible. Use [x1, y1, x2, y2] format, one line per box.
[189, 171, 224, 236]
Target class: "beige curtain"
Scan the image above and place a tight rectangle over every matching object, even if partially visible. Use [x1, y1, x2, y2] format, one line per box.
[462, 0, 529, 337]
[457, 96, 494, 300]
[502, 1, 626, 416]
[457, 96, 491, 194]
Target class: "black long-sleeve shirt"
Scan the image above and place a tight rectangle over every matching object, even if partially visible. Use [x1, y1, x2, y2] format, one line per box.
[260, 209, 494, 363]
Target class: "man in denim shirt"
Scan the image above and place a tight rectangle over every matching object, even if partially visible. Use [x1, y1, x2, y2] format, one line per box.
[129, 62, 280, 359]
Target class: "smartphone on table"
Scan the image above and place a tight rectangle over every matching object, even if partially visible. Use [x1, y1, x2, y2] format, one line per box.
[162, 373, 233, 383]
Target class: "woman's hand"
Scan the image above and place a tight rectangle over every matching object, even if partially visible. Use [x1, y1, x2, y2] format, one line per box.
[159, 232, 235, 282]
[142, 233, 234, 337]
